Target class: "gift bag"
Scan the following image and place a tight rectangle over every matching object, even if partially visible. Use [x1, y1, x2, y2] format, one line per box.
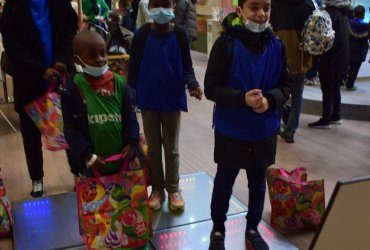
[266, 167, 325, 232]
[0, 170, 12, 238]
[24, 78, 68, 151]
[76, 155, 152, 249]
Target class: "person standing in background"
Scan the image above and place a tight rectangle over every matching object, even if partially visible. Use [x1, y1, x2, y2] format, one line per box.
[1, 0, 78, 198]
[82, 0, 109, 26]
[174, 0, 198, 43]
[346, 5, 369, 91]
[308, 0, 350, 128]
[270, 0, 314, 143]
[136, 0, 152, 29]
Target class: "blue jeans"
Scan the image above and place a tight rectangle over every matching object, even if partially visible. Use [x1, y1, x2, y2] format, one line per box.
[210, 163, 267, 232]
[285, 74, 305, 134]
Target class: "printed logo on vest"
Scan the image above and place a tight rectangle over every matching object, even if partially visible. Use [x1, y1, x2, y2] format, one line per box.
[88, 113, 122, 125]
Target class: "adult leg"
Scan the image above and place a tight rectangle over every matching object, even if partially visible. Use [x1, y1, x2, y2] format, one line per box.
[19, 110, 43, 181]
[331, 72, 342, 121]
[211, 165, 240, 233]
[245, 161, 267, 230]
[346, 63, 361, 89]
[285, 73, 305, 135]
[318, 70, 334, 122]
[161, 111, 181, 193]
[141, 111, 165, 190]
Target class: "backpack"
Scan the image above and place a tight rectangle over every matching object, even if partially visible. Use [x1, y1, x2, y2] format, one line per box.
[300, 0, 335, 55]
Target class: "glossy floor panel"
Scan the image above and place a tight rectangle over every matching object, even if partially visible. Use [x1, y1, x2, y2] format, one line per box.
[152, 213, 299, 250]
[12, 172, 247, 250]
[149, 172, 248, 231]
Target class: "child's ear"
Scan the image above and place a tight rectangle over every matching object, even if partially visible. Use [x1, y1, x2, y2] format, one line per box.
[236, 6, 242, 18]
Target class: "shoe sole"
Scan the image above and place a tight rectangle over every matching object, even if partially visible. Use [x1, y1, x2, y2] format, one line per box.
[308, 125, 331, 129]
[30, 190, 45, 198]
[331, 121, 342, 125]
[169, 203, 185, 211]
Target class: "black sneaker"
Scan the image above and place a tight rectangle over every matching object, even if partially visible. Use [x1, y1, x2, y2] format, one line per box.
[30, 180, 44, 198]
[308, 119, 331, 129]
[280, 131, 295, 143]
[209, 230, 225, 250]
[245, 229, 269, 250]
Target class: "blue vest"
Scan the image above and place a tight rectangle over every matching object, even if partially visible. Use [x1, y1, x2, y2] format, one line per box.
[214, 37, 283, 141]
[136, 31, 187, 112]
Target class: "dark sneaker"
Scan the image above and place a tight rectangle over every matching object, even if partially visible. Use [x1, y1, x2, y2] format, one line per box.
[245, 229, 269, 250]
[280, 131, 294, 143]
[209, 230, 225, 250]
[30, 180, 44, 198]
[345, 86, 356, 91]
[308, 119, 331, 129]
[330, 119, 342, 125]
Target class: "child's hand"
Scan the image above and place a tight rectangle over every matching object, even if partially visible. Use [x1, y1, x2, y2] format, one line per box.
[253, 96, 269, 113]
[121, 144, 135, 160]
[245, 89, 262, 108]
[189, 87, 203, 100]
[53, 62, 67, 74]
[89, 155, 106, 170]
[43, 68, 60, 82]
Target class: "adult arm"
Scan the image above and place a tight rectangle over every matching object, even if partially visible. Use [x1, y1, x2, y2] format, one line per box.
[121, 84, 140, 146]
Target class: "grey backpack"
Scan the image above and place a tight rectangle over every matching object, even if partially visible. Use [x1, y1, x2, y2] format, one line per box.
[300, 0, 335, 55]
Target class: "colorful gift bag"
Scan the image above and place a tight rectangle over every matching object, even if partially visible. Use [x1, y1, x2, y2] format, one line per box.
[0, 170, 12, 238]
[76, 155, 152, 249]
[266, 167, 325, 232]
[24, 78, 68, 151]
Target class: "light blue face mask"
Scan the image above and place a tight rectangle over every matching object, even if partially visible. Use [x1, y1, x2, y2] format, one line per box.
[76, 55, 109, 77]
[149, 8, 175, 24]
[238, 7, 270, 33]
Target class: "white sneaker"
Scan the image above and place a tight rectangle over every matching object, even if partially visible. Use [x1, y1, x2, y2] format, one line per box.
[30, 180, 44, 198]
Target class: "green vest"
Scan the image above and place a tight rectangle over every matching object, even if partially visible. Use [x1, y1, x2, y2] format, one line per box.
[74, 73, 125, 174]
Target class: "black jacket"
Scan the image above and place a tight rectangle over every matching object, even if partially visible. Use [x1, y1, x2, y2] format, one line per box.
[60, 74, 140, 176]
[1, 0, 77, 112]
[318, 6, 350, 73]
[204, 18, 292, 169]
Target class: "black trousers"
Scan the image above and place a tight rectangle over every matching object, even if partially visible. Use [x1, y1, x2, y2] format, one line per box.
[210, 161, 267, 233]
[346, 62, 362, 89]
[318, 70, 341, 122]
[19, 110, 43, 181]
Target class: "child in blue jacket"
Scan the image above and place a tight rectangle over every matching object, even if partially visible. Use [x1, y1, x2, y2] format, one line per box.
[127, 0, 202, 211]
[205, 0, 291, 249]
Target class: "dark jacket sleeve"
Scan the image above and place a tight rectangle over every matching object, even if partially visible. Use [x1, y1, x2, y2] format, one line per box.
[179, 28, 199, 90]
[264, 45, 292, 108]
[127, 31, 140, 89]
[121, 84, 140, 146]
[0, 2, 46, 82]
[174, 0, 187, 26]
[204, 35, 246, 108]
[54, 3, 78, 69]
[61, 83, 93, 162]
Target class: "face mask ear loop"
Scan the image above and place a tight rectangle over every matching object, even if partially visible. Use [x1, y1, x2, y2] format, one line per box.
[75, 55, 86, 68]
[238, 6, 248, 23]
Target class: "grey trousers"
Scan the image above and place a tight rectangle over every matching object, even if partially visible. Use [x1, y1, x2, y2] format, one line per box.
[141, 110, 181, 193]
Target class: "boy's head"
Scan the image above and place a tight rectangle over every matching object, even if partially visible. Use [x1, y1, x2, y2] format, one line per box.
[353, 5, 365, 19]
[73, 31, 108, 70]
[236, 0, 271, 25]
[148, 0, 175, 25]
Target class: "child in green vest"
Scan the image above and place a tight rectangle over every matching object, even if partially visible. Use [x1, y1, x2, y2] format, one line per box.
[61, 31, 140, 176]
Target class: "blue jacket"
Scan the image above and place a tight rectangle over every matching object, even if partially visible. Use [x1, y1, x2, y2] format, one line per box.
[349, 18, 369, 63]
[60, 73, 140, 175]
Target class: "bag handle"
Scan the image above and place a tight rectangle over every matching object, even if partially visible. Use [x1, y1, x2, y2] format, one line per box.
[92, 154, 129, 177]
[279, 168, 307, 184]
[311, 0, 319, 10]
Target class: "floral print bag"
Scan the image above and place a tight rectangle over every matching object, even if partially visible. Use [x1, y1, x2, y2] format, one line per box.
[266, 167, 325, 232]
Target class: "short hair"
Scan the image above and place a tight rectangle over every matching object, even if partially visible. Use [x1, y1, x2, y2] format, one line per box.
[73, 31, 106, 54]
[238, 0, 247, 7]
[353, 5, 365, 19]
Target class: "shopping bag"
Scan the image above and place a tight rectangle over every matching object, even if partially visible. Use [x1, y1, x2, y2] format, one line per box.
[266, 167, 325, 232]
[76, 154, 152, 249]
[0, 169, 12, 238]
[24, 77, 68, 151]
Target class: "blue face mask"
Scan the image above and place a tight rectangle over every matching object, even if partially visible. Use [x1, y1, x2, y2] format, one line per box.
[149, 8, 175, 24]
[76, 55, 109, 77]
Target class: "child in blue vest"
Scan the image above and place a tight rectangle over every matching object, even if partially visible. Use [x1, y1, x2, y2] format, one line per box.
[205, 0, 291, 249]
[61, 31, 140, 176]
[128, 0, 202, 211]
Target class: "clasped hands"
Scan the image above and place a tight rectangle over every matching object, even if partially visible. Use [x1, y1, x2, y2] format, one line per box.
[245, 89, 269, 113]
